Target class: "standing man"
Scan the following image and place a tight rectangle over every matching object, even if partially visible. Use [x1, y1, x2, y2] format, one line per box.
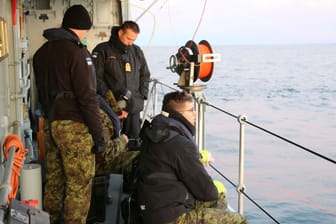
[92, 21, 151, 149]
[33, 5, 105, 224]
[136, 91, 249, 224]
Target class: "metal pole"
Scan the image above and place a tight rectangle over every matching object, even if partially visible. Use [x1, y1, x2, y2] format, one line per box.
[237, 115, 247, 215]
[0, 146, 16, 223]
[153, 79, 158, 116]
[195, 92, 206, 151]
[141, 79, 158, 127]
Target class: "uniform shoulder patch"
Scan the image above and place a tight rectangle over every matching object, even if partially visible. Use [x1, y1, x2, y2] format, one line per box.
[86, 57, 93, 65]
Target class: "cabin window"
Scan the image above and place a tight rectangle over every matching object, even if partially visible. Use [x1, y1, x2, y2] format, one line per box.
[0, 17, 9, 61]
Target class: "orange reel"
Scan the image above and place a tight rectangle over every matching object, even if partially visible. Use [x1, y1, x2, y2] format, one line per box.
[170, 40, 215, 83]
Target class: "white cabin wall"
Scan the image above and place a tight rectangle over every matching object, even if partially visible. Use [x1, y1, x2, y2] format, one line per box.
[0, 0, 10, 141]
[26, 0, 124, 120]
[25, 0, 123, 55]
[86, 0, 121, 51]
[1, 0, 126, 143]
[0, 0, 27, 141]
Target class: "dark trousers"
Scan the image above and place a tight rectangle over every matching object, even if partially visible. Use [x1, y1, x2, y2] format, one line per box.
[122, 112, 142, 150]
[122, 112, 140, 139]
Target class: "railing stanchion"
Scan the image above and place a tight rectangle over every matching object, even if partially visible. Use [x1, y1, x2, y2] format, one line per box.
[141, 78, 158, 127]
[153, 79, 158, 116]
[237, 115, 247, 215]
[195, 91, 206, 151]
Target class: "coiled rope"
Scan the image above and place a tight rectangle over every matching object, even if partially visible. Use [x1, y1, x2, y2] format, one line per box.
[2, 134, 28, 203]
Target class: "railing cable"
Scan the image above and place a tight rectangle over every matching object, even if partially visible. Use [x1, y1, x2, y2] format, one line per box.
[210, 164, 281, 224]
[202, 101, 336, 165]
[154, 79, 179, 91]
[147, 80, 335, 223]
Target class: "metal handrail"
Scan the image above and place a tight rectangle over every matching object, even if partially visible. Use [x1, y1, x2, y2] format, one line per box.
[143, 78, 336, 223]
[0, 146, 16, 224]
[142, 79, 248, 214]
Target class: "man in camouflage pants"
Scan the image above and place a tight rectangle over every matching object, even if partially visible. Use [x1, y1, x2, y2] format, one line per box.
[42, 107, 138, 224]
[33, 5, 107, 223]
[95, 106, 139, 176]
[33, 4, 138, 224]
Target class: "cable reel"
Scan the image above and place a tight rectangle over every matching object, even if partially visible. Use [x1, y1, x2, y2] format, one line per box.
[167, 40, 220, 91]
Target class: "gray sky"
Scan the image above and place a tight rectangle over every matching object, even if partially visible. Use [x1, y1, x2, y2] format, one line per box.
[129, 0, 336, 46]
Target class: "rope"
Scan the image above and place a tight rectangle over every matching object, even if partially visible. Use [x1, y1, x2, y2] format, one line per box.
[210, 164, 280, 224]
[130, 2, 157, 51]
[2, 134, 28, 203]
[202, 101, 336, 165]
[191, 0, 208, 41]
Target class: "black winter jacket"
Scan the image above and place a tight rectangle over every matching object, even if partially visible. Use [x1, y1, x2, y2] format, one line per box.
[136, 108, 218, 224]
[92, 26, 151, 114]
[33, 28, 105, 147]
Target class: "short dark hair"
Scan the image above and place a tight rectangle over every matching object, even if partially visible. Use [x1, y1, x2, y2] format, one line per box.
[162, 91, 193, 110]
[120, 20, 140, 33]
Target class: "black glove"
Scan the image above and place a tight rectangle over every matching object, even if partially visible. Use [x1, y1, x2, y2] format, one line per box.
[91, 138, 106, 154]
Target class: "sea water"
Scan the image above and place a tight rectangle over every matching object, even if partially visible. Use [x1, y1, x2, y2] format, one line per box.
[143, 44, 336, 224]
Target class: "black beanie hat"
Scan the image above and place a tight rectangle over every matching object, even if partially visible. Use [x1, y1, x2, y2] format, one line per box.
[62, 4, 92, 30]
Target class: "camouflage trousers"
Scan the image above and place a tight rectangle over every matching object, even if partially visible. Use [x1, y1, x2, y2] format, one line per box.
[43, 113, 138, 224]
[43, 120, 95, 224]
[168, 193, 249, 224]
[95, 109, 139, 175]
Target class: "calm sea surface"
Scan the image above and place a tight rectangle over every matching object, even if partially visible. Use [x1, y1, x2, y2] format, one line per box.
[143, 44, 336, 224]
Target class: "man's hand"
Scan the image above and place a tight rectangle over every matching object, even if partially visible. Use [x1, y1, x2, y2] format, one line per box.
[118, 110, 128, 119]
[121, 134, 128, 143]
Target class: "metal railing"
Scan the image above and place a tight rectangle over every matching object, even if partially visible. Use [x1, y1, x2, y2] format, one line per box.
[142, 78, 336, 223]
[0, 146, 16, 224]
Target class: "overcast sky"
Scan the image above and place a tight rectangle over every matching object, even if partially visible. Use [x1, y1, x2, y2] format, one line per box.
[129, 0, 336, 46]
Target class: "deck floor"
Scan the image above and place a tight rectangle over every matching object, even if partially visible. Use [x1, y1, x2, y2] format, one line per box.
[87, 174, 126, 224]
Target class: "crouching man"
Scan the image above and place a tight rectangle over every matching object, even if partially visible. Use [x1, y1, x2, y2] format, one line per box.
[136, 91, 249, 224]
[95, 95, 139, 175]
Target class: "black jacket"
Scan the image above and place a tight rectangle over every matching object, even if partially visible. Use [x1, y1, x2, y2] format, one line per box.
[136, 108, 218, 224]
[92, 26, 151, 114]
[33, 28, 105, 147]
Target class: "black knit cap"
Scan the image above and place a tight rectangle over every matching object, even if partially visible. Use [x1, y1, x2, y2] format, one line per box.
[62, 4, 92, 30]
